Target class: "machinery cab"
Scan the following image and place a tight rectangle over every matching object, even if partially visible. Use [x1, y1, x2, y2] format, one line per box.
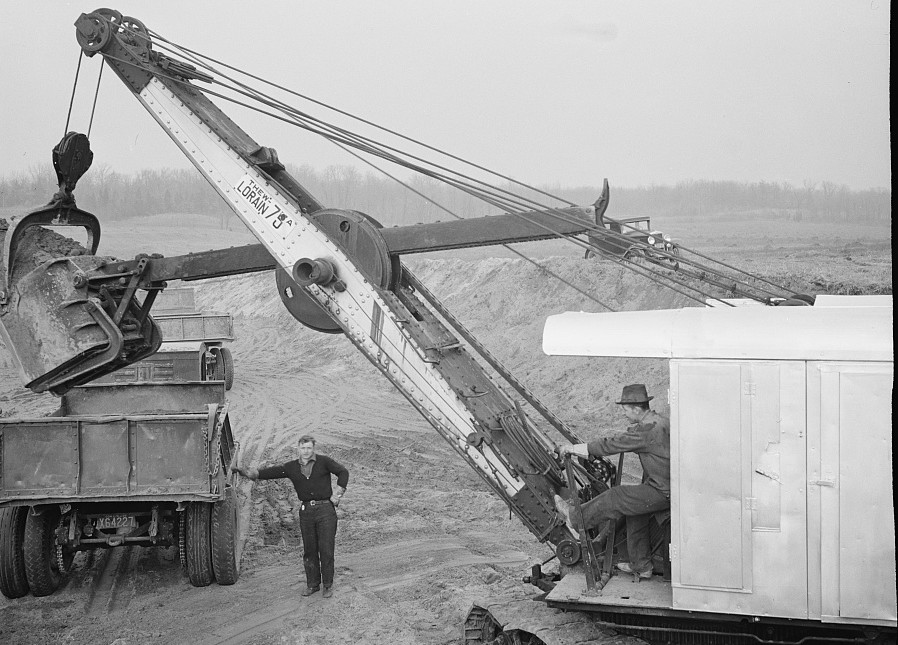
[542, 296, 895, 636]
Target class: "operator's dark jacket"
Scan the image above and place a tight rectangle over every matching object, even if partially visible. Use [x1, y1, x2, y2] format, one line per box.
[257, 456, 349, 501]
[586, 410, 670, 497]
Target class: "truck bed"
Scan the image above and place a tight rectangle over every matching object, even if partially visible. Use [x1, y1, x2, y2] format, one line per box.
[0, 382, 228, 506]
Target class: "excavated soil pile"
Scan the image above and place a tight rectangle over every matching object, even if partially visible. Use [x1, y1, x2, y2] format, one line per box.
[193, 256, 692, 432]
[0, 216, 94, 371]
[0, 245, 891, 645]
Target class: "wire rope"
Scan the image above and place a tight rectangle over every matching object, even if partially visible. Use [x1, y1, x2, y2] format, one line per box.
[64, 51, 84, 135]
[146, 35, 792, 300]
[100, 49, 748, 307]
[87, 58, 105, 138]
[105, 22, 800, 305]
[127, 32, 793, 305]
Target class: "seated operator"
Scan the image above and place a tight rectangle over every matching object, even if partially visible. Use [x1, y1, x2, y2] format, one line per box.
[554, 384, 670, 579]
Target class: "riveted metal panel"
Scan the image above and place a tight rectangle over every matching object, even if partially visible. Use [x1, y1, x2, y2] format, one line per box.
[744, 361, 808, 618]
[79, 419, 130, 494]
[672, 361, 748, 591]
[92, 349, 203, 384]
[133, 419, 208, 492]
[154, 287, 196, 313]
[811, 362, 896, 625]
[156, 314, 233, 342]
[672, 360, 809, 619]
[61, 382, 224, 415]
[0, 421, 77, 496]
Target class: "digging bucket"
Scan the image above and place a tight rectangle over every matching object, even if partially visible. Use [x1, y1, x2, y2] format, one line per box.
[0, 204, 161, 395]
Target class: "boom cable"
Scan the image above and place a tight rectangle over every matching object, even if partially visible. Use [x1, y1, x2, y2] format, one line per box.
[103, 24, 800, 305]
[138, 33, 791, 305]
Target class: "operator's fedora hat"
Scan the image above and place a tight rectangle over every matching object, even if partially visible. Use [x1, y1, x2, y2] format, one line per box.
[616, 384, 653, 405]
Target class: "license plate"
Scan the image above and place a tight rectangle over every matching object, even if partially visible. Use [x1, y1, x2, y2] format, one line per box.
[95, 514, 137, 530]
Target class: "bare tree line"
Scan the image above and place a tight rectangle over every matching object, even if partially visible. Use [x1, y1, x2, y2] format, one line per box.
[0, 164, 890, 228]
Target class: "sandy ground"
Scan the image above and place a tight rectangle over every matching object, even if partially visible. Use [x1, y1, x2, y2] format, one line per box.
[0, 213, 891, 645]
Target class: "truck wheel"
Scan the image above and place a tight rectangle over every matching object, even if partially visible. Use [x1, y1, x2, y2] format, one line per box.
[211, 487, 240, 585]
[0, 507, 30, 599]
[23, 506, 62, 597]
[220, 347, 234, 391]
[185, 502, 214, 587]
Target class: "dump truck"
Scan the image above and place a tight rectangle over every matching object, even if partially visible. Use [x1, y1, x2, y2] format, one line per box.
[93, 287, 236, 389]
[0, 381, 240, 597]
[0, 9, 893, 643]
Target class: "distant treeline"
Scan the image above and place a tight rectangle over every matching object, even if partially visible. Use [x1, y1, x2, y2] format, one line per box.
[0, 164, 890, 227]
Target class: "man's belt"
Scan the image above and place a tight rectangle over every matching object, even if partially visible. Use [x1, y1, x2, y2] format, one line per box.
[302, 499, 331, 507]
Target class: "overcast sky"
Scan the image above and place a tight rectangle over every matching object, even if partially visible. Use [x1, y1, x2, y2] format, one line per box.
[0, 1, 890, 191]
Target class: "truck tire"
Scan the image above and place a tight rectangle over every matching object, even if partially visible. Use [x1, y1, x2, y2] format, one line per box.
[220, 347, 234, 391]
[0, 507, 30, 599]
[23, 506, 62, 597]
[211, 486, 240, 585]
[185, 502, 214, 587]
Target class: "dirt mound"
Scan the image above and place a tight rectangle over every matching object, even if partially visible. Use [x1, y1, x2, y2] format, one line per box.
[192, 256, 691, 438]
[0, 216, 91, 281]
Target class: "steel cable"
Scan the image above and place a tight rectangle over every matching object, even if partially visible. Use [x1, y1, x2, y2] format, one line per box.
[147, 33, 795, 303]
[63, 51, 84, 136]
[133, 32, 791, 304]
[106, 24, 799, 305]
[99, 49, 742, 307]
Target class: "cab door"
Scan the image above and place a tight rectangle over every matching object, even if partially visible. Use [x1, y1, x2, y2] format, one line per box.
[671, 359, 808, 618]
[807, 361, 896, 625]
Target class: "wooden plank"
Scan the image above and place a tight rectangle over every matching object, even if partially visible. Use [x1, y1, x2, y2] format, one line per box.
[547, 570, 673, 610]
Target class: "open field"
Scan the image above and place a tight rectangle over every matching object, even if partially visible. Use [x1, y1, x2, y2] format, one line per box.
[0, 212, 891, 644]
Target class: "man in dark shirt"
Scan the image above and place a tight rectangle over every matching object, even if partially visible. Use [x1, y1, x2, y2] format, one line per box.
[233, 434, 349, 597]
[555, 384, 670, 579]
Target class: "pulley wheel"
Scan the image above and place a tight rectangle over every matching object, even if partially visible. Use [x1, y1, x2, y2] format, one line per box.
[75, 12, 113, 53]
[556, 539, 581, 566]
[276, 209, 395, 334]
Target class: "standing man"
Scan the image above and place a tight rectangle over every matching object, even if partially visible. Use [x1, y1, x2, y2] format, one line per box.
[233, 435, 349, 598]
[554, 384, 669, 579]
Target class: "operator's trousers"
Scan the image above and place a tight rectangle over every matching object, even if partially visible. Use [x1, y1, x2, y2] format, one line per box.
[577, 484, 669, 573]
[299, 501, 338, 588]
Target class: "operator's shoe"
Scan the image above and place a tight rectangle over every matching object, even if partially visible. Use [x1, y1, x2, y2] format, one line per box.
[301, 585, 320, 596]
[553, 494, 580, 541]
[322, 585, 333, 598]
[616, 562, 653, 580]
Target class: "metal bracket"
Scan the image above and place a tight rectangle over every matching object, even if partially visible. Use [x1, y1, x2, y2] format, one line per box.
[111, 257, 149, 325]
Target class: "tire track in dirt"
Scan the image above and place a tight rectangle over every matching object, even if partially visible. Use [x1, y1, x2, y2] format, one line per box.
[81, 548, 119, 615]
[80, 545, 139, 615]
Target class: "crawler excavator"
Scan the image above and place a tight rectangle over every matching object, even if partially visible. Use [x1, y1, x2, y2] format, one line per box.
[0, 10, 893, 644]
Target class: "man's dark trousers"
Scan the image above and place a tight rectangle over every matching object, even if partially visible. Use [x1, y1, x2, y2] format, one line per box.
[299, 502, 337, 588]
[578, 484, 669, 573]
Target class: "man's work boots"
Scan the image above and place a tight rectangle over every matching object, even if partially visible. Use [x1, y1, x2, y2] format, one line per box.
[322, 585, 333, 599]
[301, 585, 320, 596]
[616, 562, 653, 582]
[552, 494, 580, 541]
